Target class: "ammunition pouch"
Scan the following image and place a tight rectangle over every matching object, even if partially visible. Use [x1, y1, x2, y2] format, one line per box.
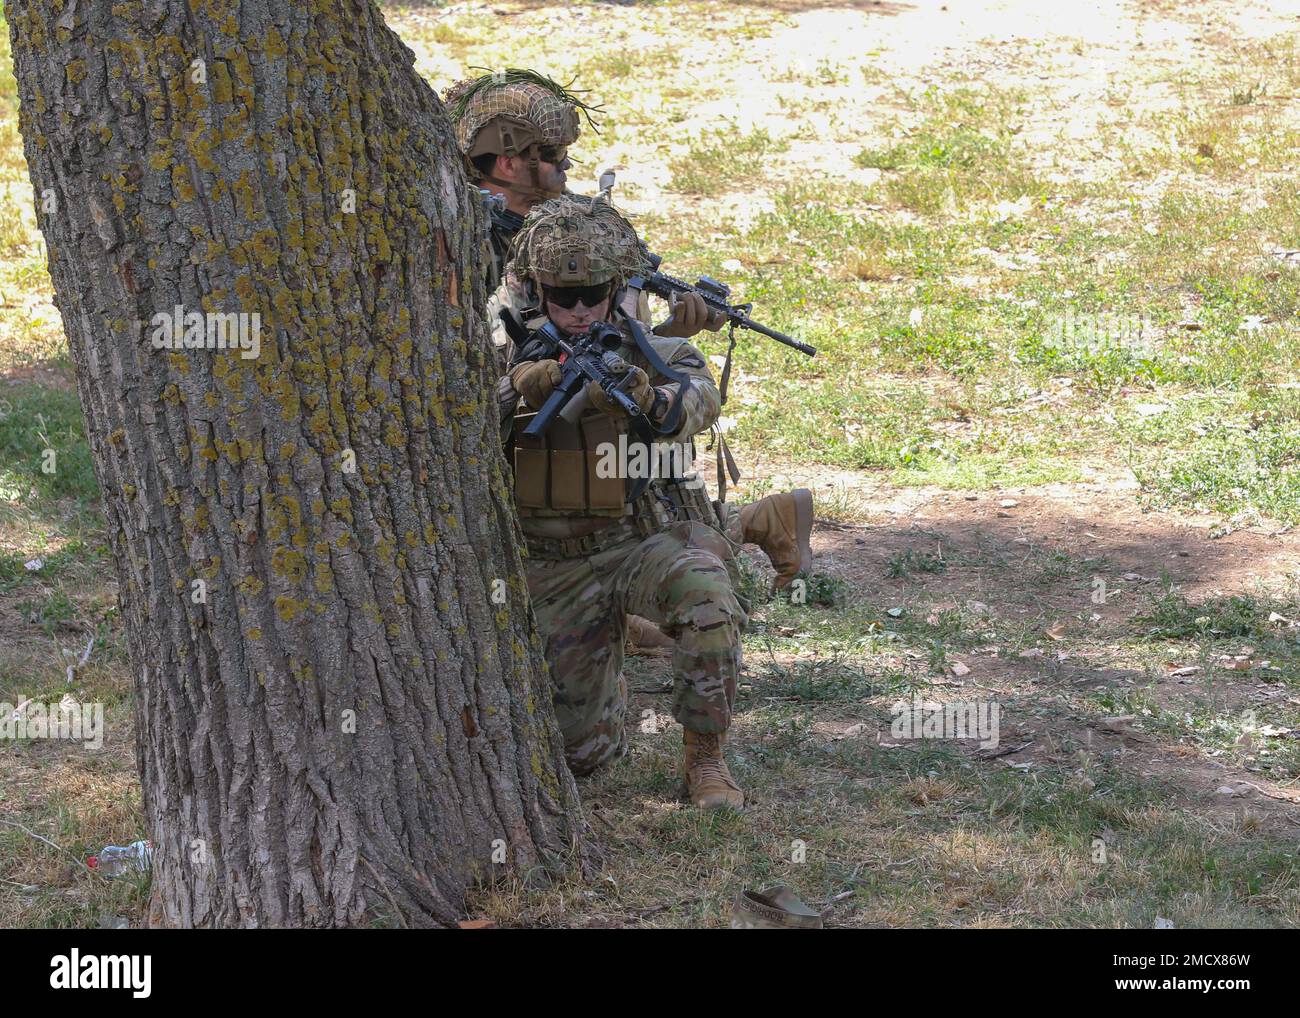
[513, 411, 627, 515]
[652, 470, 718, 529]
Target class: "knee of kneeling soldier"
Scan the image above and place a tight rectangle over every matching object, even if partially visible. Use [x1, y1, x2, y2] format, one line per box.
[670, 581, 746, 637]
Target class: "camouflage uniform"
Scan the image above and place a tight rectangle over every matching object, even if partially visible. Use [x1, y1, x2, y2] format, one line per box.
[526, 454, 745, 773]
[503, 197, 746, 777]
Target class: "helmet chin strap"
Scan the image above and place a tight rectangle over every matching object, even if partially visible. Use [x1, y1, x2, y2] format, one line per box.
[483, 144, 564, 206]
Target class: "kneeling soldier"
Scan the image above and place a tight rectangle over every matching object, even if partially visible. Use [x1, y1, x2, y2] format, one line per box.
[502, 194, 745, 809]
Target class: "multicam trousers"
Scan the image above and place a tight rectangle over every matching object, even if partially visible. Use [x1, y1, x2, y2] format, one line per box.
[525, 518, 747, 776]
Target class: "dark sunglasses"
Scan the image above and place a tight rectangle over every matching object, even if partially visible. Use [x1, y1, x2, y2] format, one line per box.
[538, 145, 569, 165]
[543, 282, 612, 310]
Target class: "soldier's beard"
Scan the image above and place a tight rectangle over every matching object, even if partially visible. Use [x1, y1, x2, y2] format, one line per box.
[537, 162, 566, 197]
[487, 160, 567, 213]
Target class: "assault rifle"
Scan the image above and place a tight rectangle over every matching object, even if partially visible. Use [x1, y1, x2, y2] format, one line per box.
[629, 253, 817, 358]
[521, 321, 644, 438]
[592, 170, 812, 357]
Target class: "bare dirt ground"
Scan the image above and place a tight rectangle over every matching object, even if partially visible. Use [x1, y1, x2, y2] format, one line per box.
[712, 478, 1299, 763]
[807, 489, 1300, 810]
[401, 0, 1300, 212]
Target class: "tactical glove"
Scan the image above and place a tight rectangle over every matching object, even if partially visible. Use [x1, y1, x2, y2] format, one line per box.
[510, 359, 563, 410]
[654, 291, 726, 339]
[586, 359, 654, 416]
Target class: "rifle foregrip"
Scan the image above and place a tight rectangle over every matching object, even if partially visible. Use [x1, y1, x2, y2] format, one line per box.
[641, 273, 688, 301]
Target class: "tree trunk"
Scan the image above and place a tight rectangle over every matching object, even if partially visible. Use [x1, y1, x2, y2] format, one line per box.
[5, 0, 587, 927]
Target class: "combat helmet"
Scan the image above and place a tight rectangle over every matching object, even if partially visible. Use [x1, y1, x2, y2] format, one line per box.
[444, 69, 599, 202]
[511, 194, 650, 302]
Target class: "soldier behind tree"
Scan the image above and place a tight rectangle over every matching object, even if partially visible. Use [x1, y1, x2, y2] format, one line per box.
[443, 69, 723, 367]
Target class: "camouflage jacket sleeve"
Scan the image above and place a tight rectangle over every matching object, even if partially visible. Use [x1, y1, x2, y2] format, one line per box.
[488, 274, 529, 375]
[491, 272, 536, 424]
[639, 333, 720, 444]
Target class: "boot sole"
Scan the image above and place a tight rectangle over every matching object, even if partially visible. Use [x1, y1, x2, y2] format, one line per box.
[687, 786, 745, 810]
[695, 798, 744, 811]
[792, 488, 814, 574]
[682, 778, 744, 811]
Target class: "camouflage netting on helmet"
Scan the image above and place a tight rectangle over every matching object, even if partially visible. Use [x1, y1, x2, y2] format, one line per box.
[511, 195, 650, 289]
[444, 69, 596, 174]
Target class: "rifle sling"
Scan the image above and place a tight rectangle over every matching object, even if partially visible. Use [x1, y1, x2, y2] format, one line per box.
[621, 311, 690, 437]
[622, 312, 694, 502]
[625, 413, 655, 503]
[498, 307, 531, 358]
[718, 325, 737, 405]
[715, 430, 741, 503]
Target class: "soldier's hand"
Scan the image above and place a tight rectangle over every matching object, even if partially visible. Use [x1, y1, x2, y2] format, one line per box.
[586, 362, 654, 416]
[510, 359, 563, 410]
[654, 291, 725, 338]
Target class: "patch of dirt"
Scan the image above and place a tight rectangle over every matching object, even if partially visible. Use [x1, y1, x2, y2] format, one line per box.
[765, 480, 1299, 597]
[991, 714, 1300, 834]
[396, 0, 1300, 222]
[716, 477, 1300, 832]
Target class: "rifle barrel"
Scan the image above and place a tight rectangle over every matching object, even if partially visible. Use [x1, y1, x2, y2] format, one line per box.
[737, 316, 816, 357]
[640, 271, 815, 357]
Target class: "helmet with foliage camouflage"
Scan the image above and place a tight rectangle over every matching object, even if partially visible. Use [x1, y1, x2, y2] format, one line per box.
[443, 69, 599, 197]
[511, 194, 650, 291]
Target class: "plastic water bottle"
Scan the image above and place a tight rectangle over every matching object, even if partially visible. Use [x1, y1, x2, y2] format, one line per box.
[89, 840, 152, 877]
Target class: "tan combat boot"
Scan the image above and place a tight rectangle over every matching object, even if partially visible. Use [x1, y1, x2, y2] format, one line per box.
[740, 489, 814, 589]
[683, 728, 744, 810]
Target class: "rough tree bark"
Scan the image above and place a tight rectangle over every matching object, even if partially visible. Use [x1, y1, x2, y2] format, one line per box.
[5, 0, 588, 927]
